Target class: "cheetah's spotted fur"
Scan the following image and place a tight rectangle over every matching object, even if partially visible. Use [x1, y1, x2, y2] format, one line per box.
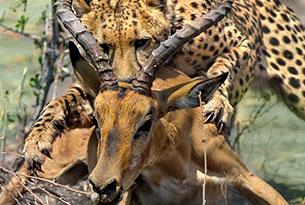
[70, 0, 305, 129]
[23, 0, 305, 171]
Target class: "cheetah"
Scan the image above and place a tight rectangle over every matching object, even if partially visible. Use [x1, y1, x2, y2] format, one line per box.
[19, 0, 305, 178]
[62, 0, 305, 132]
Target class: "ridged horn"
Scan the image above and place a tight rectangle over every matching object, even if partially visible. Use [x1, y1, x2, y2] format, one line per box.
[131, 0, 233, 95]
[54, 0, 118, 91]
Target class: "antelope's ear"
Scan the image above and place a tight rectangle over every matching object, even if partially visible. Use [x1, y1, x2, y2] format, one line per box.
[72, 0, 92, 17]
[154, 73, 228, 117]
[69, 41, 100, 97]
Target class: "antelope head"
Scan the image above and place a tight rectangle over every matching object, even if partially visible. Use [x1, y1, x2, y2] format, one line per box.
[55, 0, 232, 203]
[69, 41, 228, 203]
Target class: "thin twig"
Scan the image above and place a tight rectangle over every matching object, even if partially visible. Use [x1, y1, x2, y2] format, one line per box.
[0, 166, 90, 195]
[221, 183, 228, 205]
[0, 179, 23, 205]
[16, 68, 28, 143]
[233, 100, 275, 151]
[53, 49, 69, 100]
[24, 178, 71, 205]
[0, 167, 45, 204]
[0, 22, 42, 42]
[0, 151, 24, 158]
[0, 93, 9, 162]
[198, 91, 207, 205]
[6, 179, 30, 205]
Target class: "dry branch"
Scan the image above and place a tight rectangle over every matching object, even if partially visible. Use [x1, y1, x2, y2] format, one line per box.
[198, 91, 208, 205]
[0, 180, 23, 205]
[24, 178, 71, 205]
[0, 167, 45, 204]
[0, 22, 42, 42]
[0, 166, 90, 196]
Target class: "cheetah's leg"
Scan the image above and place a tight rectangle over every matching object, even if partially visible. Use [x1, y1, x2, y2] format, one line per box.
[0, 127, 93, 205]
[23, 82, 94, 173]
[203, 38, 255, 131]
[254, 1, 305, 121]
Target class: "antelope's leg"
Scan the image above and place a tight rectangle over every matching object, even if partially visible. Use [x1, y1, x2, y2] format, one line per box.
[232, 170, 288, 205]
[205, 126, 287, 205]
[23, 82, 94, 173]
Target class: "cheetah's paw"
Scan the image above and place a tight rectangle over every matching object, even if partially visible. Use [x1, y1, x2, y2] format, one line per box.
[203, 92, 234, 132]
[23, 121, 64, 173]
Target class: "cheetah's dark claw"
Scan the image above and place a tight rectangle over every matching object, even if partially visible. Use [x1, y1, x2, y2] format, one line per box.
[204, 112, 215, 123]
[41, 149, 53, 159]
[33, 161, 44, 174]
[216, 121, 225, 133]
[203, 92, 233, 133]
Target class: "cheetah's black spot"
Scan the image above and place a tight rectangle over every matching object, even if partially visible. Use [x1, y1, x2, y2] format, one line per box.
[283, 50, 293, 60]
[262, 26, 270, 34]
[283, 36, 291, 44]
[296, 60, 302, 66]
[256, 0, 263, 7]
[270, 62, 279, 70]
[259, 64, 266, 71]
[289, 77, 300, 88]
[288, 94, 299, 103]
[272, 75, 283, 84]
[281, 13, 290, 23]
[277, 24, 284, 31]
[288, 67, 298, 75]
[191, 2, 198, 8]
[270, 37, 279, 46]
[296, 47, 303, 55]
[276, 58, 286, 66]
[268, 17, 275, 23]
[271, 49, 279, 55]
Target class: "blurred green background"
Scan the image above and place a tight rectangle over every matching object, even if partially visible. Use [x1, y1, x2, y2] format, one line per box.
[0, 0, 304, 203]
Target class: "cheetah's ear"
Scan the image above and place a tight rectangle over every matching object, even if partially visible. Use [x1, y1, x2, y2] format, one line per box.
[145, 0, 167, 11]
[72, 0, 92, 17]
[69, 41, 100, 97]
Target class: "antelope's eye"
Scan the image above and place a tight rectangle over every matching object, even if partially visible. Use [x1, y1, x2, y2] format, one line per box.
[134, 38, 151, 50]
[134, 117, 153, 140]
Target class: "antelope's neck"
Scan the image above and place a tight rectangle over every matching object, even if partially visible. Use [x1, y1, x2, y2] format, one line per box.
[133, 109, 204, 204]
[134, 159, 204, 204]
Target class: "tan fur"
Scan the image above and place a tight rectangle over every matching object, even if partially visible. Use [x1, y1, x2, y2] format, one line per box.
[0, 128, 93, 205]
[87, 66, 288, 204]
[70, 0, 305, 130]
[1, 67, 288, 204]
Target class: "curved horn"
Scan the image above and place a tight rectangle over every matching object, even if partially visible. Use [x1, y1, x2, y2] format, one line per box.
[131, 0, 233, 95]
[54, 0, 118, 91]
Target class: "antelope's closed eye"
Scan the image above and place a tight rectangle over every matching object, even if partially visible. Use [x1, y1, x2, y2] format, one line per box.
[134, 116, 153, 140]
[134, 38, 151, 50]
